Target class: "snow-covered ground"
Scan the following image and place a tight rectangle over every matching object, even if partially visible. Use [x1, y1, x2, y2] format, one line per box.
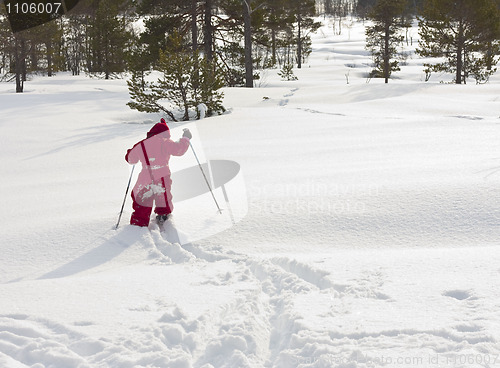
[1, 19, 499, 368]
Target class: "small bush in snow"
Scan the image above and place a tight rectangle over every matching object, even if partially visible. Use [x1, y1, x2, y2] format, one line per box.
[278, 64, 298, 81]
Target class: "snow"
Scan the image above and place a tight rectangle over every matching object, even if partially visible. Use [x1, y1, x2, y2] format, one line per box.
[1, 18, 499, 368]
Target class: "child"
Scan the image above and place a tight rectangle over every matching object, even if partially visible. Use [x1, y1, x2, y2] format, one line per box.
[125, 119, 192, 227]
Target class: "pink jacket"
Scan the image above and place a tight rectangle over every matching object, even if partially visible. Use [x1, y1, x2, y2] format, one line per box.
[125, 130, 190, 189]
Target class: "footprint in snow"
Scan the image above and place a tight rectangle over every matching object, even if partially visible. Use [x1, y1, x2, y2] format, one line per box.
[442, 289, 476, 301]
[454, 324, 483, 333]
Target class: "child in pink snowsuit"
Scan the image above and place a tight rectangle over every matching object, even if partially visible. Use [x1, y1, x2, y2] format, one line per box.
[125, 119, 191, 227]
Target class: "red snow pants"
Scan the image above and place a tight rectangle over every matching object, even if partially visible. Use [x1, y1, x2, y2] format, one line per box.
[130, 176, 173, 227]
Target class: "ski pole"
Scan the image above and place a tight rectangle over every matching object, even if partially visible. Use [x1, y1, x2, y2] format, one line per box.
[186, 131, 222, 214]
[115, 165, 135, 229]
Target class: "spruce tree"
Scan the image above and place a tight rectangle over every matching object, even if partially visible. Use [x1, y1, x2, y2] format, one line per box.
[417, 0, 500, 84]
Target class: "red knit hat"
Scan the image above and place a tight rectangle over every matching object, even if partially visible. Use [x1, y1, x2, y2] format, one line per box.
[147, 118, 170, 138]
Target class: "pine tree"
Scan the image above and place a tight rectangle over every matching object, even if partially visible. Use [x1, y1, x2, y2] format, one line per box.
[239, 0, 271, 87]
[417, 0, 500, 84]
[192, 56, 226, 117]
[155, 48, 197, 121]
[0, 16, 12, 77]
[289, 0, 320, 69]
[365, 0, 408, 83]
[127, 69, 179, 120]
[12, 34, 29, 92]
[207, 0, 266, 86]
[262, 0, 291, 67]
[134, 0, 190, 68]
[356, 0, 377, 19]
[278, 63, 298, 80]
[490, 0, 500, 71]
[127, 34, 224, 121]
[64, 14, 87, 76]
[28, 20, 65, 76]
[85, 0, 133, 79]
[242, 0, 253, 87]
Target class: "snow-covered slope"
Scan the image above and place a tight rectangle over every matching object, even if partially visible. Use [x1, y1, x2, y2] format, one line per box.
[0, 19, 499, 368]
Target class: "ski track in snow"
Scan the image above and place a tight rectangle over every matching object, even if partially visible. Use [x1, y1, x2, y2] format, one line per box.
[0, 229, 334, 368]
[2, 226, 499, 368]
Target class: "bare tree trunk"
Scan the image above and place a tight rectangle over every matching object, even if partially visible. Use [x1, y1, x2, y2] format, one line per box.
[30, 45, 38, 73]
[14, 36, 25, 93]
[486, 42, 493, 71]
[384, 23, 390, 83]
[456, 23, 464, 84]
[46, 40, 53, 77]
[243, 0, 253, 87]
[271, 27, 276, 66]
[297, 15, 302, 69]
[204, 0, 213, 61]
[192, 0, 198, 53]
[104, 35, 110, 80]
[271, 6, 277, 66]
[456, 46, 463, 84]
